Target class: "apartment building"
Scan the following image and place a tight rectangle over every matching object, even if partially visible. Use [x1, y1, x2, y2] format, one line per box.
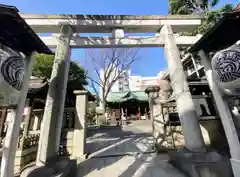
[129, 76, 159, 91]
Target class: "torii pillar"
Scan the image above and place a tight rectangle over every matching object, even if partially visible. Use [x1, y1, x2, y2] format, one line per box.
[161, 25, 206, 152]
[36, 25, 73, 166]
[162, 25, 232, 177]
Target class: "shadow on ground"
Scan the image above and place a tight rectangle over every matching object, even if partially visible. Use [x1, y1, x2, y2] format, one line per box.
[77, 125, 186, 177]
[86, 126, 154, 156]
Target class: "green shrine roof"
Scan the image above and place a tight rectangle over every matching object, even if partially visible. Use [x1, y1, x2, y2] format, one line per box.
[107, 91, 148, 103]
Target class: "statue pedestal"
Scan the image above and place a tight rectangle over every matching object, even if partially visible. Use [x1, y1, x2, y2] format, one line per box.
[231, 158, 240, 177]
[20, 157, 77, 177]
[169, 148, 233, 177]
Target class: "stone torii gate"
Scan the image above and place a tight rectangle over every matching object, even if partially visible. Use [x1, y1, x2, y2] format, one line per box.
[27, 14, 204, 172]
[3, 13, 207, 176]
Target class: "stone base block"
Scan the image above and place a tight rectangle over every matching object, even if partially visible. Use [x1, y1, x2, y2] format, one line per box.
[231, 158, 240, 177]
[20, 157, 77, 177]
[169, 148, 233, 177]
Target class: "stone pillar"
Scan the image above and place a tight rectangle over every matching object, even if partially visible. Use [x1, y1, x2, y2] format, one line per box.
[36, 25, 73, 166]
[22, 99, 33, 137]
[146, 85, 171, 149]
[112, 28, 124, 39]
[161, 25, 205, 152]
[32, 115, 39, 131]
[231, 100, 240, 131]
[73, 90, 88, 157]
[0, 108, 7, 141]
[199, 50, 240, 160]
[0, 53, 35, 177]
[152, 100, 168, 147]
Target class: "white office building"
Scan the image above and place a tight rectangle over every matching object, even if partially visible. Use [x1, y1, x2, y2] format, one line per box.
[128, 76, 159, 91]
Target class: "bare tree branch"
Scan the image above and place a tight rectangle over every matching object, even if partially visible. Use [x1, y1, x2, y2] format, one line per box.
[86, 50, 104, 86]
[84, 47, 142, 109]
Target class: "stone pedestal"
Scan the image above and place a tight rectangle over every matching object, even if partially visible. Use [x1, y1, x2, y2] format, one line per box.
[73, 90, 88, 158]
[231, 158, 240, 177]
[152, 100, 169, 148]
[170, 148, 233, 177]
[20, 157, 77, 177]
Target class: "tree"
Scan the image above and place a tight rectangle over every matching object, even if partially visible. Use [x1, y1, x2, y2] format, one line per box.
[84, 48, 141, 111]
[169, 0, 219, 15]
[196, 4, 233, 34]
[169, 0, 233, 34]
[32, 54, 87, 87]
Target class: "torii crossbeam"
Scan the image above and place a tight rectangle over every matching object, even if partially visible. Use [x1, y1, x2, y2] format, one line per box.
[40, 35, 202, 48]
[21, 14, 202, 33]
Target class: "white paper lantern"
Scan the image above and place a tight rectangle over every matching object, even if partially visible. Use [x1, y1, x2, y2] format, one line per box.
[0, 44, 26, 106]
[212, 44, 240, 95]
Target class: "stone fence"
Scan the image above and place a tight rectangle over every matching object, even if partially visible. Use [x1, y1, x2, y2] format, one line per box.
[14, 109, 42, 174]
[151, 96, 228, 152]
[0, 107, 80, 175]
[59, 107, 76, 157]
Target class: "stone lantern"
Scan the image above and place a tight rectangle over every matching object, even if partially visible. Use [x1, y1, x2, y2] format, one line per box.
[145, 86, 160, 100]
[145, 85, 171, 149]
[145, 86, 160, 120]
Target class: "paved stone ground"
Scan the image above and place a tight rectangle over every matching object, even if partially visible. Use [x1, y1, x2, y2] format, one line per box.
[76, 120, 186, 177]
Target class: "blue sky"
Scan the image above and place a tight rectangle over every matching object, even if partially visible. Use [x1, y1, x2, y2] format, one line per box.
[0, 0, 237, 77]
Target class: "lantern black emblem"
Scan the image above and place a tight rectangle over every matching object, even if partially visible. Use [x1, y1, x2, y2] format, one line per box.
[212, 50, 240, 83]
[0, 56, 25, 91]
